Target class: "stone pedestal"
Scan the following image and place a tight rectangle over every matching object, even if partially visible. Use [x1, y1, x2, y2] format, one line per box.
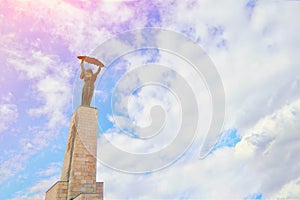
[45, 106, 103, 200]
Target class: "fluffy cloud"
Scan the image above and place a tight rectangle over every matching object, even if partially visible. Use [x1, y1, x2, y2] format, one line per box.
[0, 153, 26, 183]
[9, 176, 59, 200]
[6, 49, 73, 127]
[38, 162, 62, 177]
[96, 1, 300, 198]
[0, 103, 18, 133]
[271, 177, 300, 199]
[9, 162, 61, 200]
[98, 97, 300, 199]
[235, 98, 300, 196]
[146, 0, 300, 131]
[0, 41, 73, 185]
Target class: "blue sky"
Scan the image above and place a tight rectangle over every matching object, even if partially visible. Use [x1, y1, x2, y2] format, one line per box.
[0, 0, 300, 199]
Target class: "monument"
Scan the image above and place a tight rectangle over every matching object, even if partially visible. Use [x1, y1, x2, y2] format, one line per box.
[45, 56, 105, 200]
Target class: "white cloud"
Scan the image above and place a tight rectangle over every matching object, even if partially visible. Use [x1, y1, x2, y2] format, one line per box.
[0, 153, 27, 183]
[0, 129, 60, 183]
[0, 103, 18, 133]
[94, 1, 300, 197]
[271, 177, 300, 199]
[96, 43, 215, 173]
[235, 98, 300, 196]
[5, 0, 135, 54]
[9, 175, 59, 200]
[7, 51, 55, 79]
[8, 162, 61, 200]
[27, 74, 72, 129]
[6, 48, 73, 130]
[1, 92, 14, 103]
[155, 0, 300, 131]
[37, 162, 61, 177]
[98, 97, 300, 199]
[0, 49, 73, 184]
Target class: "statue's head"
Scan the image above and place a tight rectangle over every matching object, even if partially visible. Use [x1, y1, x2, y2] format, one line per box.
[86, 68, 93, 75]
[84, 68, 93, 78]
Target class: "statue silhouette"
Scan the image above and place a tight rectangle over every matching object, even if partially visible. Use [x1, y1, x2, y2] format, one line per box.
[78, 56, 104, 107]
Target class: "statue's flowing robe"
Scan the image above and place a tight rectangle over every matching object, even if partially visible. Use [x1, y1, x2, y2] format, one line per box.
[81, 72, 97, 107]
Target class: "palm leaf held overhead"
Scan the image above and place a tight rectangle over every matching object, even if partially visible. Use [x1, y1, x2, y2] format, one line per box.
[77, 56, 105, 67]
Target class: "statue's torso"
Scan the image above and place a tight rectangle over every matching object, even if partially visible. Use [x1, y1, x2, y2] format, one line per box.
[83, 73, 97, 86]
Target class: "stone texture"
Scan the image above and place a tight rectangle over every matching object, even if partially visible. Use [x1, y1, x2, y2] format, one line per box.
[45, 181, 68, 200]
[45, 106, 103, 200]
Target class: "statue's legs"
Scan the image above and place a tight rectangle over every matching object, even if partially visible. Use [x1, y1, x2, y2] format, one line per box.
[86, 87, 94, 106]
[82, 85, 94, 107]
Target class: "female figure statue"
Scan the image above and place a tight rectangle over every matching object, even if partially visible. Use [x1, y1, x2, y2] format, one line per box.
[79, 56, 104, 107]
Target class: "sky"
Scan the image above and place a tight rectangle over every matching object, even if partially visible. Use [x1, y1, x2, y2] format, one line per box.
[0, 0, 300, 199]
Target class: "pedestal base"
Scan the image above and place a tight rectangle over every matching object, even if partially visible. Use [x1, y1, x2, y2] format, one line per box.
[45, 106, 103, 200]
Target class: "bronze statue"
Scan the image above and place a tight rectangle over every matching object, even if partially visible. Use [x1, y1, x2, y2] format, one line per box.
[78, 56, 104, 107]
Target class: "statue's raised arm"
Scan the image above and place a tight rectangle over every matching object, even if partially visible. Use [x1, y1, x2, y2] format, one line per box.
[80, 58, 85, 79]
[77, 56, 105, 107]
